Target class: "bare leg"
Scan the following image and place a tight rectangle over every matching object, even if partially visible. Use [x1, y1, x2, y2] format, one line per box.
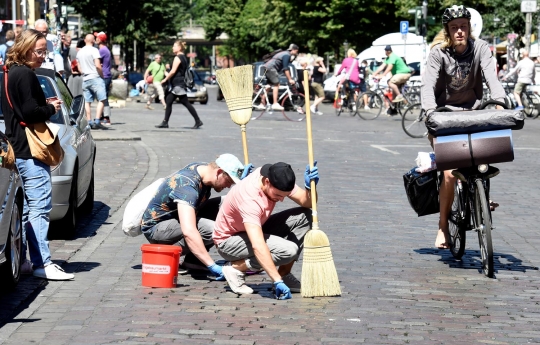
[85, 102, 92, 121]
[514, 91, 523, 106]
[272, 85, 279, 104]
[388, 81, 401, 97]
[436, 170, 456, 248]
[95, 101, 105, 121]
[232, 259, 248, 272]
[277, 261, 294, 276]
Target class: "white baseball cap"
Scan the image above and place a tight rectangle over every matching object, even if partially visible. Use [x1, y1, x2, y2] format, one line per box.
[215, 154, 244, 184]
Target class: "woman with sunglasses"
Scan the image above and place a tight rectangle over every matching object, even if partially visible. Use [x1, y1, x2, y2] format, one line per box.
[1, 29, 74, 280]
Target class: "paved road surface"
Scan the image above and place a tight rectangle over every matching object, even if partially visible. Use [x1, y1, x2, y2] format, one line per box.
[1, 86, 540, 344]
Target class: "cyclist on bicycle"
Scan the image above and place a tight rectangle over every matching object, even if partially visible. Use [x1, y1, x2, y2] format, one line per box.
[421, 5, 506, 249]
[372, 45, 411, 104]
[502, 50, 535, 111]
[263, 43, 299, 111]
[336, 49, 361, 111]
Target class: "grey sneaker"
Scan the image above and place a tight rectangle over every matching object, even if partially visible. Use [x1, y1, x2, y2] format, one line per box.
[222, 265, 253, 294]
[281, 273, 301, 293]
[392, 94, 405, 103]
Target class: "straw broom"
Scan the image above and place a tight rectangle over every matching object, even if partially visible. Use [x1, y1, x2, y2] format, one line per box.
[216, 65, 253, 164]
[301, 69, 341, 298]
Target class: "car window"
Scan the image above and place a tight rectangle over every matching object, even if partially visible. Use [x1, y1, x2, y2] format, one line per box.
[37, 76, 64, 125]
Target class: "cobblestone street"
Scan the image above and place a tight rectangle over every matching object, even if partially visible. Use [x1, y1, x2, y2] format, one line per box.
[1, 86, 540, 344]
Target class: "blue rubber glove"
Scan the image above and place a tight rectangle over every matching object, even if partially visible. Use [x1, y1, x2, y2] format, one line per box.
[241, 163, 254, 180]
[273, 280, 292, 300]
[304, 160, 319, 190]
[207, 263, 225, 281]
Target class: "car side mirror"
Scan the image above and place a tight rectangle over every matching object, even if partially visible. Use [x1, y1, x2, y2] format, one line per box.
[69, 95, 85, 125]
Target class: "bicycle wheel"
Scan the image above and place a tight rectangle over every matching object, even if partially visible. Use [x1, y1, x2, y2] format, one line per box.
[251, 90, 268, 120]
[405, 92, 421, 105]
[449, 180, 466, 259]
[357, 91, 383, 120]
[402, 103, 428, 138]
[473, 178, 494, 278]
[281, 93, 306, 121]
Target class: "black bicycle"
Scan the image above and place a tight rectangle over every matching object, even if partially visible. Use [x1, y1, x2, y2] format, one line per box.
[445, 100, 509, 278]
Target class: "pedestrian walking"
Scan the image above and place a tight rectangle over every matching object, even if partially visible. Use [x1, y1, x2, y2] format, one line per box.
[310, 57, 326, 115]
[144, 54, 168, 110]
[1, 29, 74, 280]
[0, 30, 15, 64]
[155, 40, 203, 129]
[33, 19, 65, 77]
[95, 32, 112, 125]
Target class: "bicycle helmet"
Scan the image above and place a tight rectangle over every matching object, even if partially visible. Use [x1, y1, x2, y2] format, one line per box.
[442, 5, 471, 25]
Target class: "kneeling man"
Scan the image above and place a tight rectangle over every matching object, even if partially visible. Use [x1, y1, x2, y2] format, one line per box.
[213, 162, 319, 299]
[141, 154, 245, 280]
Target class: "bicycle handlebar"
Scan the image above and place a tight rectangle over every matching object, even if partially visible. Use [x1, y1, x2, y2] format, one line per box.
[479, 99, 509, 110]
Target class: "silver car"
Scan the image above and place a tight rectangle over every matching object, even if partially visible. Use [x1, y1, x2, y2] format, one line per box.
[0, 68, 96, 239]
[0, 130, 24, 292]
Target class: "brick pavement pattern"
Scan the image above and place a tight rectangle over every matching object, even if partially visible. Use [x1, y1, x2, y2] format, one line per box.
[1, 87, 540, 344]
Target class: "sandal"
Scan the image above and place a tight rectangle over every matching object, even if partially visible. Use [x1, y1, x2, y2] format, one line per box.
[490, 200, 499, 211]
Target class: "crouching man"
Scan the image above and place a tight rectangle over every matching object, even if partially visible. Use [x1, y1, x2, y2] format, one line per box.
[212, 162, 319, 299]
[141, 154, 246, 279]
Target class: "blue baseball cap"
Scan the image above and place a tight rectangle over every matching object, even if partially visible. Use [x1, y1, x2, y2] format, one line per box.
[215, 154, 244, 184]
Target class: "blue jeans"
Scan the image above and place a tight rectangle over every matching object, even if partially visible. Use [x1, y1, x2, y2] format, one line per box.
[15, 158, 52, 267]
[83, 77, 107, 103]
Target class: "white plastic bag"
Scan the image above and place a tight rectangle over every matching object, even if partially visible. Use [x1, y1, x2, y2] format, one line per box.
[415, 152, 437, 173]
[122, 178, 164, 237]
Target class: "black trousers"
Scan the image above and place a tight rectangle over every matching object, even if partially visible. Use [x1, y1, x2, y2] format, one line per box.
[163, 92, 200, 123]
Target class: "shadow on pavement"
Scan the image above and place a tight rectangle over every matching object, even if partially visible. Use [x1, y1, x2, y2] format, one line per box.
[0, 282, 46, 328]
[415, 247, 540, 274]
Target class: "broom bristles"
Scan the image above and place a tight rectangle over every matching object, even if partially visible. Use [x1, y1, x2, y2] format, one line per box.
[216, 66, 253, 126]
[301, 229, 341, 297]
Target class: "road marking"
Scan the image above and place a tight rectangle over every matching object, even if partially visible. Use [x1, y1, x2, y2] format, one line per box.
[370, 144, 428, 155]
[515, 147, 540, 150]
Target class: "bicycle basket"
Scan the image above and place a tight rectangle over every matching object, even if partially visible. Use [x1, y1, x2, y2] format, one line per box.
[403, 167, 440, 217]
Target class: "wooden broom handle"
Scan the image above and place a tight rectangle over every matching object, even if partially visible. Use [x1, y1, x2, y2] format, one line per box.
[303, 70, 319, 229]
[240, 125, 249, 165]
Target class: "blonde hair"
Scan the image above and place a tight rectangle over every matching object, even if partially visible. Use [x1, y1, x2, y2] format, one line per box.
[299, 58, 308, 68]
[174, 40, 187, 52]
[432, 22, 475, 50]
[314, 57, 324, 64]
[6, 29, 46, 69]
[347, 49, 357, 58]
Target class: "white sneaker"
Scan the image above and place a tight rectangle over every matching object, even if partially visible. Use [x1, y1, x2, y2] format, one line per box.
[271, 103, 284, 111]
[310, 105, 316, 114]
[352, 105, 357, 112]
[316, 110, 323, 115]
[253, 104, 266, 110]
[364, 105, 370, 110]
[21, 259, 33, 275]
[222, 265, 253, 294]
[281, 273, 301, 293]
[33, 263, 74, 281]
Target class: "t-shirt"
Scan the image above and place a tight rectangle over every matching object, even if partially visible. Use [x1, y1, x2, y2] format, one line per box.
[264, 50, 292, 72]
[99, 45, 112, 78]
[141, 163, 211, 234]
[385, 52, 411, 75]
[147, 61, 166, 82]
[312, 66, 324, 83]
[213, 167, 300, 244]
[76, 45, 102, 81]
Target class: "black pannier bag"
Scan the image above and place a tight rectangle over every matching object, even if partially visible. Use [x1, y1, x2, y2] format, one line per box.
[403, 167, 440, 217]
[425, 109, 524, 137]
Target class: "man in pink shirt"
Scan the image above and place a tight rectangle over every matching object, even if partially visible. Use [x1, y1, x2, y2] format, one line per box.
[213, 162, 319, 299]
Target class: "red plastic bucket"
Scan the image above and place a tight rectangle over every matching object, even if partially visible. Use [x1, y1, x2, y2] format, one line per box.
[140, 244, 182, 288]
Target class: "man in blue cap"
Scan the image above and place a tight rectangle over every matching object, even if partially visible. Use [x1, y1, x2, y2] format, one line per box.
[141, 153, 249, 280]
[372, 45, 412, 107]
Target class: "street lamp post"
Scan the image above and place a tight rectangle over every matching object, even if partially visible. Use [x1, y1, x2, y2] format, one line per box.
[493, 17, 500, 54]
[343, 41, 349, 59]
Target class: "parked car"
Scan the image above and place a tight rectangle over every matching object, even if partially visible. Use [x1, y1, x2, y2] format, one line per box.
[0, 130, 24, 292]
[0, 68, 97, 239]
[186, 70, 208, 104]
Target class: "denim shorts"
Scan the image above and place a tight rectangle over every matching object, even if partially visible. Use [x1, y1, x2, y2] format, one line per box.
[348, 81, 366, 93]
[83, 78, 107, 103]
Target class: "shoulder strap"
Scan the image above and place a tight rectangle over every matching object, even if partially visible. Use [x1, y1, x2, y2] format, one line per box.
[2, 66, 13, 109]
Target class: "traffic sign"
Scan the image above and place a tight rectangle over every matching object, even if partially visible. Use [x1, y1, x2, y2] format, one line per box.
[521, 0, 537, 12]
[400, 21, 409, 34]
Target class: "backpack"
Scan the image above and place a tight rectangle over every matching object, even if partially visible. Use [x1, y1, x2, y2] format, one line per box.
[179, 54, 195, 89]
[262, 49, 283, 63]
[122, 178, 164, 237]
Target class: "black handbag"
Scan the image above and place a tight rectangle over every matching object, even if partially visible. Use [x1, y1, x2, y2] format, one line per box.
[403, 167, 440, 217]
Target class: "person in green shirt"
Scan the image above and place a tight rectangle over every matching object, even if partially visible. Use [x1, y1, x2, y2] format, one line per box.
[372, 45, 412, 103]
[144, 54, 167, 110]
